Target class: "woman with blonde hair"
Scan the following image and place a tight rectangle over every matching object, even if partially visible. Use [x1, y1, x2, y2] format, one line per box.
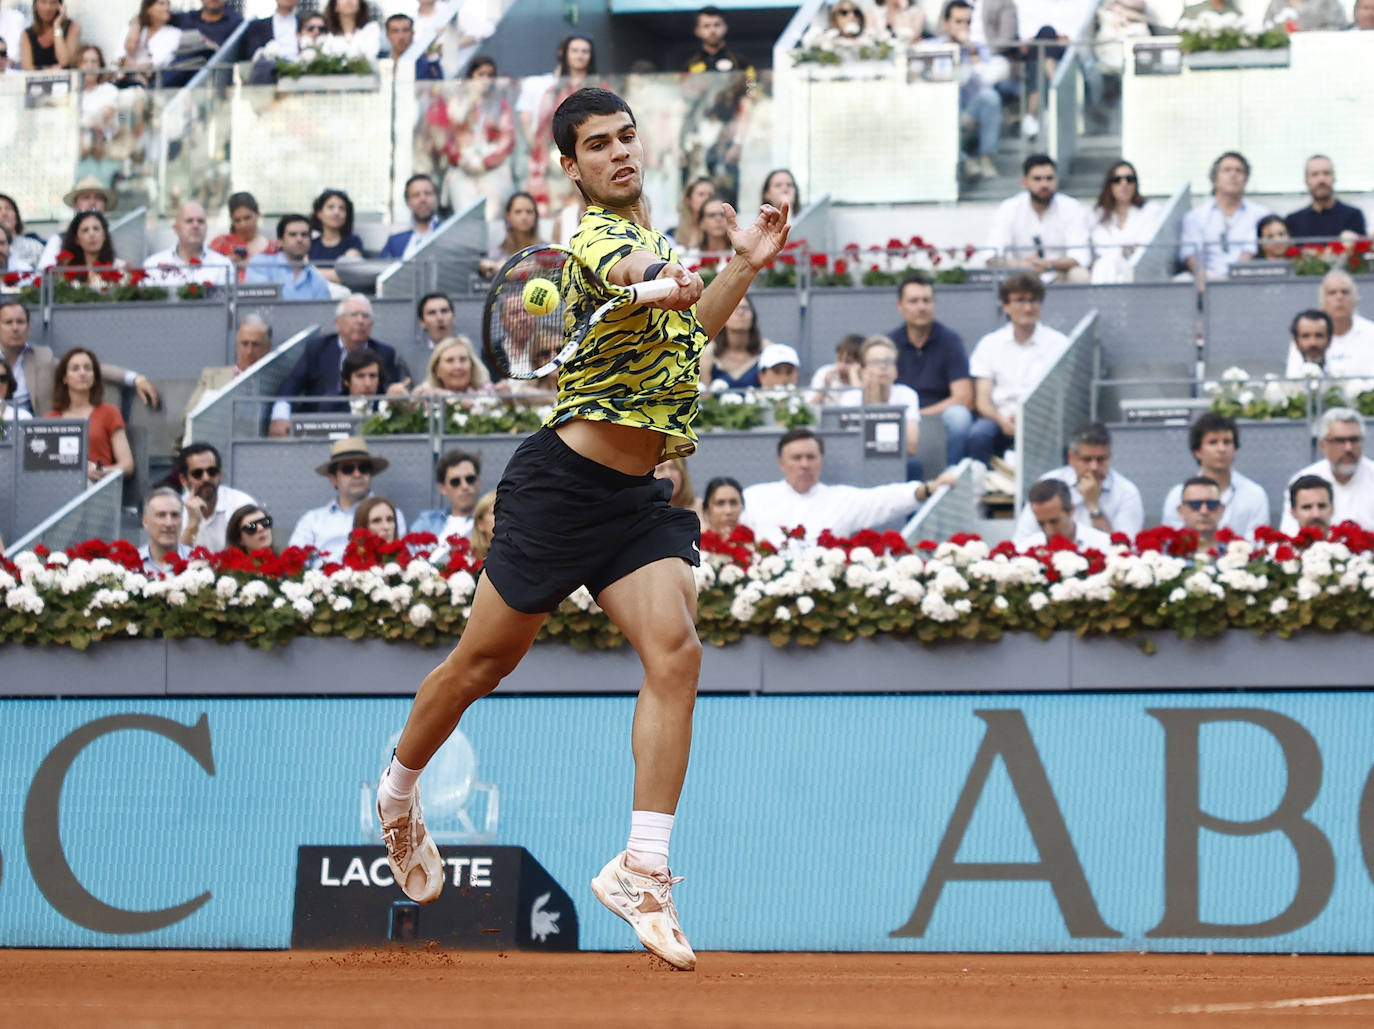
[654, 457, 703, 520]
[469, 489, 497, 558]
[414, 335, 492, 396]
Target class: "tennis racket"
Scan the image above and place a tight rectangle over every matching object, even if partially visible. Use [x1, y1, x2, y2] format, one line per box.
[481, 243, 679, 381]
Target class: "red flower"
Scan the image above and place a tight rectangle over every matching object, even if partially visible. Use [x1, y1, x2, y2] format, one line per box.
[1284, 245, 1301, 258]
[1273, 543, 1296, 562]
[842, 242, 860, 252]
[809, 253, 828, 268]
[916, 539, 939, 552]
[2, 272, 20, 286]
[990, 540, 1017, 558]
[728, 525, 755, 544]
[869, 263, 881, 272]
[98, 268, 123, 284]
[1329, 241, 1346, 256]
[777, 253, 795, 266]
[699, 255, 721, 267]
[964, 243, 977, 259]
[1110, 531, 1130, 545]
[947, 532, 983, 546]
[1355, 240, 1372, 255]
[188, 256, 202, 266]
[56, 250, 74, 263]
[129, 268, 149, 284]
[833, 258, 848, 276]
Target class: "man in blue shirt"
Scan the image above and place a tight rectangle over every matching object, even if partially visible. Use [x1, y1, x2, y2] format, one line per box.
[886, 272, 974, 465]
[288, 437, 407, 563]
[1284, 155, 1367, 244]
[380, 175, 441, 260]
[245, 215, 332, 300]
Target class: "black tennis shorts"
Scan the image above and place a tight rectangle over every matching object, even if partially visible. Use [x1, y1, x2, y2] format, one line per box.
[482, 426, 702, 614]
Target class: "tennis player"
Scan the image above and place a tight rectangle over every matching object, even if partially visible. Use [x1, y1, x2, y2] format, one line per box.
[375, 87, 790, 970]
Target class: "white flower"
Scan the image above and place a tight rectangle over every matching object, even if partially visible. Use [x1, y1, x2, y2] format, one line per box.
[775, 605, 792, 621]
[993, 596, 1009, 611]
[920, 591, 958, 622]
[5, 585, 44, 614]
[293, 598, 316, 618]
[720, 391, 745, 405]
[730, 594, 756, 621]
[1201, 380, 1220, 396]
[692, 563, 716, 591]
[1301, 361, 1325, 380]
[953, 598, 972, 614]
[1168, 587, 1187, 603]
[796, 595, 815, 615]
[1028, 591, 1049, 612]
[240, 580, 271, 604]
[718, 563, 744, 585]
[127, 623, 139, 636]
[1236, 389, 1255, 406]
[1262, 380, 1287, 407]
[1269, 597, 1290, 615]
[215, 576, 239, 600]
[1221, 366, 1249, 383]
[95, 616, 112, 630]
[408, 602, 433, 628]
[332, 597, 353, 612]
[272, 597, 286, 609]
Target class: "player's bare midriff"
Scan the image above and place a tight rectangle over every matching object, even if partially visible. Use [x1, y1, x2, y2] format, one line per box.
[556, 418, 666, 476]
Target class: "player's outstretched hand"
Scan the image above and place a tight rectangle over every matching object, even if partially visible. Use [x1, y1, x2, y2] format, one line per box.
[643, 262, 704, 311]
[725, 201, 791, 272]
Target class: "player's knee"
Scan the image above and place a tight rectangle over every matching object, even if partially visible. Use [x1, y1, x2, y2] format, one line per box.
[642, 630, 701, 688]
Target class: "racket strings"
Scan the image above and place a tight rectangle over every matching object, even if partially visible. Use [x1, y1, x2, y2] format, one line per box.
[488, 265, 569, 379]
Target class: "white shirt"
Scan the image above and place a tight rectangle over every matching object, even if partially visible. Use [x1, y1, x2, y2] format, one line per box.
[442, 512, 473, 540]
[1324, 314, 1374, 379]
[272, 12, 301, 58]
[968, 322, 1070, 417]
[1178, 197, 1271, 278]
[181, 484, 256, 552]
[144, 245, 234, 287]
[1162, 469, 1271, 536]
[741, 479, 921, 544]
[137, 24, 183, 69]
[1013, 465, 1144, 539]
[1015, 522, 1116, 550]
[836, 383, 922, 421]
[1280, 457, 1374, 534]
[1, 402, 33, 422]
[1090, 200, 1162, 258]
[986, 192, 1092, 269]
[288, 495, 409, 563]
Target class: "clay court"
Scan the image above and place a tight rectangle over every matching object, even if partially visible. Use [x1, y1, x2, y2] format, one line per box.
[4, 950, 1374, 1026]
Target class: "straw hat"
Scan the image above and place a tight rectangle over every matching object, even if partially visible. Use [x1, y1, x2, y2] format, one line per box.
[63, 175, 118, 212]
[314, 436, 389, 476]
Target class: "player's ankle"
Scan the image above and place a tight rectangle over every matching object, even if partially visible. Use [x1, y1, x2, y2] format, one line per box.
[378, 754, 423, 820]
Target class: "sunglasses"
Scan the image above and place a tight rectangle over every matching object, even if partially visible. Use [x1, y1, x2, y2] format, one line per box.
[447, 473, 478, 487]
[0, 374, 9, 384]
[1111, 174, 1137, 184]
[187, 465, 220, 479]
[835, 6, 860, 13]
[1182, 499, 1222, 511]
[303, 23, 325, 33]
[333, 461, 373, 476]
[243, 516, 273, 533]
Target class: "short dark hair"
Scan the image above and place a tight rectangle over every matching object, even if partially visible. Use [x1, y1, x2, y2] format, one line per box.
[941, 0, 973, 18]
[341, 349, 383, 391]
[552, 87, 634, 160]
[386, 13, 413, 27]
[1182, 475, 1221, 495]
[0, 354, 15, 401]
[404, 173, 434, 196]
[1289, 474, 1333, 508]
[703, 475, 742, 506]
[435, 449, 481, 483]
[998, 272, 1045, 304]
[1188, 411, 1239, 454]
[1069, 422, 1111, 452]
[0, 298, 29, 325]
[697, 5, 725, 20]
[176, 442, 221, 478]
[1022, 153, 1056, 176]
[227, 191, 259, 215]
[1028, 478, 1072, 509]
[417, 291, 453, 320]
[276, 214, 310, 239]
[465, 54, 496, 77]
[1209, 150, 1250, 185]
[1291, 308, 1332, 341]
[898, 270, 933, 299]
[778, 426, 823, 456]
[0, 192, 25, 234]
[836, 332, 865, 363]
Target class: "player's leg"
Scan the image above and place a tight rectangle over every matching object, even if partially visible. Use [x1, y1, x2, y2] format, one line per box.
[588, 556, 701, 970]
[376, 574, 546, 903]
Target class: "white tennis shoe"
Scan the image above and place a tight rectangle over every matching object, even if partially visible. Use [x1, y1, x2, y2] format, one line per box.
[590, 852, 697, 971]
[377, 778, 445, 904]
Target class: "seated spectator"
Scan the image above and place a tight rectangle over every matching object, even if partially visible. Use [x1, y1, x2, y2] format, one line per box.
[383, 14, 431, 80]
[887, 272, 974, 466]
[1281, 408, 1374, 533]
[1262, 0, 1347, 31]
[0, 298, 156, 416]
[1287, 474, 1333, 534]
[809, 332, 863, 400]
[238, 0, 299, 65]
[0, 354, 32, 423]
[986, 154, 1091, 283]
[336, 349, 403, 411]
[380, 174, 441, 260]
[226, 503, 276, 554]
[877, 0, 925, 41]
[310, 188, 365, 284]
[77, 45, 121, 140]
[681, 197, 732, 263]
[353, 495, 399, 541]
[210, 192, 279, 278]
[938, 0, 1004, 182]
[1162, 412, 1270, 536]
[1014, 422, 1144, 540]
[411, 449, 482, 541]
[0, 193, 45, 269]
[244, 214, 333, 300]
[757, 342, 801, 389]
[802, 0, 880, 52]
[700, 294, 764, 390]
[741, 427, 939, 544]
[1014, 478, 1115, 550]
[416, 292, 456, 351]
[121, 0, 182, 85]
[1256, 214, 1292, 260]
[686, 6, 751, 72]
[21, 0, 80, 70]
[1284, 308, 1334, 378]
[967, 273, 1069, 466]
[667, 177, 714, 250]
[37, 176, 115, 269]
[49, 211, 123, 287]
[181, 314, 274, 441]
[1321, 270, 1374, 375]
[655, 457, 703, 520]
[324, 0, 380, 66]
[144, 203, 233, 287]
[1178, 151, 1270, 284]
[1179, 0, 1240, 22]
[702, 475, 744, 536]
[46, 346, 134, 483]
[1175, 475, 1225, 553]
[176, 442, 255, 552]
[170, 0, 242, 77]
[479, 191, 539, 278]
[1284, 155, 1366, 242]
[289, 436, 407, 562]
[761, 169, 799, 219]
[838, 335, 922, 480]
[1356, 0, 1374, 28]
[0, 225, 31, 274]
[1089, 160, 1161, 283]
[413, 335, 491, 396]
[140, 487, 190, 575]
[469, 489, 497, 559]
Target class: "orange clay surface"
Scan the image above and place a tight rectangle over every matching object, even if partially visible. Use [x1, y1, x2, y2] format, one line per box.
[4, 950, 1374, 1027]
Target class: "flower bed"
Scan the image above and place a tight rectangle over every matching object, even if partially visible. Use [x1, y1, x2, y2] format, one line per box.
[1206, 365, 1374, 419]
[4, 522, 1372, 653]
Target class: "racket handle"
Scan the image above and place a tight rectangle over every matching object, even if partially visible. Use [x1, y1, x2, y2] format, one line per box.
[629, 277, 679, 303]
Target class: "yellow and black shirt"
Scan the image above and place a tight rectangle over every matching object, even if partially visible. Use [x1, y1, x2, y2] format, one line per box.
[547, 206, 709, 458]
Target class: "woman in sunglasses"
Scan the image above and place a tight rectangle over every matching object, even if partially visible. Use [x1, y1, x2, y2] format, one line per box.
[226, 505, 276, 554]
[1089, 160, 1160, 284]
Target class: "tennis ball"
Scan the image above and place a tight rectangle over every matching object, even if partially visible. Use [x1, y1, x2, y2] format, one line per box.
[522, 277, 559, 316]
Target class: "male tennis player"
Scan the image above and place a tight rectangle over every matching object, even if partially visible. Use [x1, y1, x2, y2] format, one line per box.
[375, 87, 790, 970]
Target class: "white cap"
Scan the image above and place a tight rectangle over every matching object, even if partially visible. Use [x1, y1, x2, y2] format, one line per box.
[759, 342, 800, 371]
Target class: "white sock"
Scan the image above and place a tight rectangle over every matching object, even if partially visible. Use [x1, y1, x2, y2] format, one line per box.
[625, 810, 674, 872]
[378, 754, 423, 821]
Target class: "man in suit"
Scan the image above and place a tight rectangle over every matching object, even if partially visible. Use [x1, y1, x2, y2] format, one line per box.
[268, 293, 410, 435]
[379, 175, 441, 261]
[178, 314, 274, 446]
[239, 0, 299, 62]
[0, 299, 158, 416]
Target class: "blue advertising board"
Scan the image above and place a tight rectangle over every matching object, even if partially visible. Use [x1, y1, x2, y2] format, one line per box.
[3, 693, 1374, 952]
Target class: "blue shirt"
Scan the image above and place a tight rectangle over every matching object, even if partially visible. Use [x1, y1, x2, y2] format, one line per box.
[379, 216, 441, 260]
[888, 320, 969, 407]
[1178, 198, 1271, 277]
[288, 497, 409, 564]
[1284, 202, 1367, 243]
[713, 360, 761, 390]
[244, 254, 333, 300]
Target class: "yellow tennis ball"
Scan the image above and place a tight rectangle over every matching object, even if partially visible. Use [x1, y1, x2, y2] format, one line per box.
[522, 277, 559, 316]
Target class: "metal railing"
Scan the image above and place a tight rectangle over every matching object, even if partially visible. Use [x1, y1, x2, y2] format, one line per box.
[3, 471, 124, 559]
[902, 458, 976, 544]
[1015, 310, 1098, 511]
[375, 198, 487, 300]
